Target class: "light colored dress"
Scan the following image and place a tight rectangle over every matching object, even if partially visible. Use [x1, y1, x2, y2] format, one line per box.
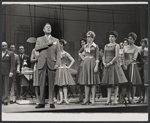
[101, 44, 127, 86]
[55, 52, 76, 86]
[32, 49, 39, 86]
[123, 45, 142, 85]
[78, 42, 100, 85]
[118, 49, 124, 66]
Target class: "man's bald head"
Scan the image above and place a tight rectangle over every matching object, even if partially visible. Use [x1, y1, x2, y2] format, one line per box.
[2, 41, 7, 45]
[2, 42, 8, 51]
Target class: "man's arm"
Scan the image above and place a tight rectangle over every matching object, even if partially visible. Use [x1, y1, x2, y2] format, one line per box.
[55, 39, 61, 68]
[35, 38, 49, 51]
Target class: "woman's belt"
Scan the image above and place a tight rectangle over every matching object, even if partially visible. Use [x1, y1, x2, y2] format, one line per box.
[84, 56, 94, 59]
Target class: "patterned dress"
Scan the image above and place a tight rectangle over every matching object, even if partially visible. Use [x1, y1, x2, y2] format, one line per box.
[101, 44, 127, 86]
[123, 45, 142, 85]
[79, 42, 100, 85]
[54, 52, 76, 86]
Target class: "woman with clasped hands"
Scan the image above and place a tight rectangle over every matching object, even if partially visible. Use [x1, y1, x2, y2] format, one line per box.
[101, 31, 127, 105]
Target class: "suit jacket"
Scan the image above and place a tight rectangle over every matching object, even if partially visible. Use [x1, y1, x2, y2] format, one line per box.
[35, 35, 60, 70]
[1, 50, 15, 75]
[19, 54, 31, 71]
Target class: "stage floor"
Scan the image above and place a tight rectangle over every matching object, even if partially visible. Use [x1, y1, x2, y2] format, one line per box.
[2, 97, 148, 113]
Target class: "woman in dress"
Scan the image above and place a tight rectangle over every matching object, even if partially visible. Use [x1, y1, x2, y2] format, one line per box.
[122, 32, 142, 104]
[101, 31, 128, 105]
[79, 31, 100, 106]
[76, 38, 87, 103]
[55, 39, 75, 105]
[139, 38, 148, 103]
[118, 42, 126, 103]
[30, 48, 40, 104]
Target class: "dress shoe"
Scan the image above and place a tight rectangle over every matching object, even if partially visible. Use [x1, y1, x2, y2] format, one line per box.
[35, 104, 45, 108]
[105, 100, 112, 105]
[50, 104, 55, 108]
[10, 101, 15, 104]
[4, 102, 8, 105]
[64, 100, 70, 105]
[57, 101, 63, 105]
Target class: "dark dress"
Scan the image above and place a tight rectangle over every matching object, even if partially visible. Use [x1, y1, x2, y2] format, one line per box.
[123, 45, 142, 86]
[55, 52, 76, 86]
[76, 47, 85, 84]
[101, 44, 128, 86]
[79, 42, 100, 85]
[143, 48, 148, 85]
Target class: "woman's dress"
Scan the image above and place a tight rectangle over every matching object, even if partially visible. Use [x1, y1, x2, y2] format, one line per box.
[79, 42, 100, 85]
[55, 52, 76, 86]
[101, 44, 127, 86]
[123, 45, 142, 86]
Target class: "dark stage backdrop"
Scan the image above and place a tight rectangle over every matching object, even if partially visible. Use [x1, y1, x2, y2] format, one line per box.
[2, 4, 148, 69]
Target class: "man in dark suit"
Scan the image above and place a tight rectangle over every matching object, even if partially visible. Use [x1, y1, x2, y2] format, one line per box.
[16, 45, 31, 98]
[35, 22, 60, 108]
[2, 42, 15, 105]
[18, 45, 31, 71]
[9, 44, 20, 103]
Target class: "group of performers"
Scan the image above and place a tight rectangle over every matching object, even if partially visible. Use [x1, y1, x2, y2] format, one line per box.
[33, 22, 148, 109]
[2, 22, 148, 109]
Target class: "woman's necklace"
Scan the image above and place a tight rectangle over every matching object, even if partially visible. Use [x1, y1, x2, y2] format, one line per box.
[108, 42, 116, 46]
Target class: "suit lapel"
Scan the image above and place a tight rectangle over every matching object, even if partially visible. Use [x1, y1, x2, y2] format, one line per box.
[2, 50, 8, 59]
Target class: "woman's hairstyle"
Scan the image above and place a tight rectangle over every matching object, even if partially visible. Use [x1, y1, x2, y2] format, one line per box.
[128, 32, 137, 41]
[59, 39, 67, 46]
[109, 31, 118, 38]
[86, 31, 96, 39]
[141, 38, 148, 46]
[123, 38, 128, 42]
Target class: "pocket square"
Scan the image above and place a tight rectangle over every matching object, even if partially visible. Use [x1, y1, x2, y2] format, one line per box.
[6, 54, 9, 57]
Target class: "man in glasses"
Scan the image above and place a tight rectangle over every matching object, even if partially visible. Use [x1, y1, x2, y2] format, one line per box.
[2, 42, 15, 105]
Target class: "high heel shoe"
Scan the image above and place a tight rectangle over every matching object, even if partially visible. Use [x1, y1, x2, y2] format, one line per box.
[81, 101, 89, 105]
[64, 100, 70, 105]
[105, 100, 112, 105]
[91, 101, 96, 106]
[130, 100, 136, 104]
[57, 101, 63, 105]
[77, 99, 83, 103]
[114, 102, 119, 105]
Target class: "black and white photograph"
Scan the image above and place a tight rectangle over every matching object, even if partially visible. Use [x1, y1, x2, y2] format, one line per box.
[1, 1, 149, 121]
